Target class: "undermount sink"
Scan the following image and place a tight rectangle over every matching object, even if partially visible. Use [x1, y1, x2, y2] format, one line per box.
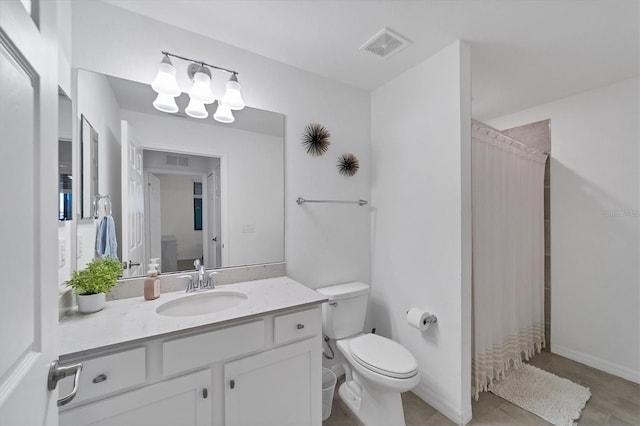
[156, 291, 248, 317]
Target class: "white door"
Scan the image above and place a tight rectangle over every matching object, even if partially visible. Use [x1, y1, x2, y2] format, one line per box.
[206, 171, 220, 268]
[121, 120, 145, 277]
[0, 2, 61, 424]
[146, 173, 162, 271]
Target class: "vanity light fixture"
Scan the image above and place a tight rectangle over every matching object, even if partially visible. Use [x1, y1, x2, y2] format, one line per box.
[151, 51, 245, 122]
[153, 92, 179, 114]
[221, 74, 245, 110]
[213, 100, 235, 123]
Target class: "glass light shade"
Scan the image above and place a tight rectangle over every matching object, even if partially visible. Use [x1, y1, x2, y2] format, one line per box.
[189, 71, 215, 104]
[221, 78, 245, 110]
[152, 92, 179, 113]
[185, 98, 208, 119]
[213, 101, 235, 123]
[151, 57, 181, 96]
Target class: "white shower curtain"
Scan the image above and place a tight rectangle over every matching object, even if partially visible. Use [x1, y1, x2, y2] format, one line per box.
[471, 120, 547, 399]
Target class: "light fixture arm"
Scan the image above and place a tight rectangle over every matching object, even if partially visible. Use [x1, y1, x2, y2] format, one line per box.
[161, 51, 238, 76]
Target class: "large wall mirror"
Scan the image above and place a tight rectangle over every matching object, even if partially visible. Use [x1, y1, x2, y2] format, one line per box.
[58, 89, 75, 287]
[74, 69, 284, 279]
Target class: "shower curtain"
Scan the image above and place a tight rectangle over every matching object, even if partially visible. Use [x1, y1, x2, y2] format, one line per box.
[471, 120, 547, 399]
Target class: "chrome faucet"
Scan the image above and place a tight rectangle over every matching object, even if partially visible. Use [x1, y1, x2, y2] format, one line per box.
[180, 274, 197, 293]
[197, 264, 206, 288]
[207, 271, 218, 289]
[182, 259, 212, 293]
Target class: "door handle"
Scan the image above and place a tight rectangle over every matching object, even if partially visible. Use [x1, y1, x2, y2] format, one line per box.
[48, 360, 83, 407]
[125, 260, 141, 269]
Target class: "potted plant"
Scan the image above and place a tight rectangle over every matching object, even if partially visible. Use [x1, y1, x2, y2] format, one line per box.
[67, 257, 122, 313]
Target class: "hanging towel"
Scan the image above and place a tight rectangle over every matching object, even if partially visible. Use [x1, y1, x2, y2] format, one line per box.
[95, 215, 118, 259]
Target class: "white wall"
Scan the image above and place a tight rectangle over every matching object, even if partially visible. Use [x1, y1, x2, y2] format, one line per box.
[75, 70, 122, 266]
[71, 0, 370, 288]
[370, 41, 472, 424]
[487, 77, 640, 383]
[57, 0, 72, 93]
[123, 109, 284, 267]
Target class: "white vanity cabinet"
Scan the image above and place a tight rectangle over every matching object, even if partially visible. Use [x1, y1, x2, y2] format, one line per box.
[59, 370, 212, 426]
[224, 309, 323, 426]
[58, 306, 322, 426]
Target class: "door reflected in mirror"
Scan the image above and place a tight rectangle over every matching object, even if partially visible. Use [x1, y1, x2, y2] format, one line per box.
[75, 69, 284, 279]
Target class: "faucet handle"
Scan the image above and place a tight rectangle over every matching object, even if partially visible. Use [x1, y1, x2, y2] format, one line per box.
[178, 274, 195, 293]
[193, 259, 201, 270]
[207, 271, 218, 289]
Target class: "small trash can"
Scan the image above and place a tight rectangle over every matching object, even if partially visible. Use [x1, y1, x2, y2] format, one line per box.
[322, 368, 337, 421]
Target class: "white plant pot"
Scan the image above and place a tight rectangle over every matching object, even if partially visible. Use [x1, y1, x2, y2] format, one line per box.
[77, 293, 106, 314]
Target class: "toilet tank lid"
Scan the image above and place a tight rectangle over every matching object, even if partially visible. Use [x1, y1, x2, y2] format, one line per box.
[316, 282, 369, 300]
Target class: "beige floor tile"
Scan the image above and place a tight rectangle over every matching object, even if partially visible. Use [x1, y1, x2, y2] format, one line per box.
[323, 352, 640, 426]
[607, 414, 636, 426]
[402, 392, 439, 425]
[577, 404, 610, 426]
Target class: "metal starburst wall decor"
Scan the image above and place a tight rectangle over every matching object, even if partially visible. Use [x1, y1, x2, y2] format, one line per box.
[337, 153, 360, 177]
[301, 123, 331, 156]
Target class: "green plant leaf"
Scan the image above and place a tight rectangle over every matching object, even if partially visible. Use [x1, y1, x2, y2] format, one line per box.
[67, 257, 123, 295]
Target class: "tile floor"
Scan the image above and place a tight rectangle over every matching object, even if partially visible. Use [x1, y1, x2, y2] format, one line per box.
[324, 351, 640, 426]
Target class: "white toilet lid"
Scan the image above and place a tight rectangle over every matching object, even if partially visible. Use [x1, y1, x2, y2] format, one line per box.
[349, 334, 418, 379]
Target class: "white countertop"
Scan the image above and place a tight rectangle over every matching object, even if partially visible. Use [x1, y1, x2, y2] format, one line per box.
[59, 276, 327, 358]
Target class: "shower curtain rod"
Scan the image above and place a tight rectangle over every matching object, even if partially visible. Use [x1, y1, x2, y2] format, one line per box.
[472, 120, 549, 157]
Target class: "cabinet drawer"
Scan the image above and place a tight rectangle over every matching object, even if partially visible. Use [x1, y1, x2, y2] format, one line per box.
[60, 347, 146, 407]
[273, 308, 321, 345]
[163, 320, 265, 376]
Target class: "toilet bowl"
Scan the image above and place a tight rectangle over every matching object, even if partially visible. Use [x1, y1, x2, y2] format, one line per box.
[336, 334, 419, 425]
[316, 282, 420, 426]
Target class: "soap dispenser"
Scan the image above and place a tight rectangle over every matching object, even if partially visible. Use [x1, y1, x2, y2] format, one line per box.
[144, 260, 160, 300]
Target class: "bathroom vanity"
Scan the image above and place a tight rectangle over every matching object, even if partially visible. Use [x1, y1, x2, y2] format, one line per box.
[57, 277, 327, 426]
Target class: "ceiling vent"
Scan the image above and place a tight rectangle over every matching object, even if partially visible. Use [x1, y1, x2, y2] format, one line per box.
[166, 155, 189, 167]
[360, 27, 411, 59]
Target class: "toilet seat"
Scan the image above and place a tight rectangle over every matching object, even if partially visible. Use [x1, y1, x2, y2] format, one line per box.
[349, 334, 418, 379]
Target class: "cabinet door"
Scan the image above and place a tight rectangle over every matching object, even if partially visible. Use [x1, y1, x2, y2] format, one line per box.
[224, 339, 321, 426]
[60, 370, 211, 426]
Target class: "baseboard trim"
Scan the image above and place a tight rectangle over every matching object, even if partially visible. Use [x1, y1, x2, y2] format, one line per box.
[552, 344, 639, 384]
[412, 381, 471, 425]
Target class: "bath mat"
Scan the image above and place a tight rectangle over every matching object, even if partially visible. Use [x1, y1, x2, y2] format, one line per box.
[489, 364, 591, 426]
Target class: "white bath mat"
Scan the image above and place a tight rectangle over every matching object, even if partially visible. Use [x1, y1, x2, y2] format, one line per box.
[489, 364, 591, 426]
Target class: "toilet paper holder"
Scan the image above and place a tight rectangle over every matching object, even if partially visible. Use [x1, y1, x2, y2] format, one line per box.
[406, 311, 438, 325]
[406, 308, 438, 329]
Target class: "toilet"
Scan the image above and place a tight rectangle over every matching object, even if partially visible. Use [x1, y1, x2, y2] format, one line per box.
[317, 282, 419, 426]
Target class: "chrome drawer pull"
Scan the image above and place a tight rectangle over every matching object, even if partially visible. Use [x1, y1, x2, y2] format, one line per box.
[296, 323, 305, 330]
[92, 374, 107, 384]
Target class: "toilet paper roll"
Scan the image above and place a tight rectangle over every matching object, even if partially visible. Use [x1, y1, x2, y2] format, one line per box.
[406, 307, 434, 331]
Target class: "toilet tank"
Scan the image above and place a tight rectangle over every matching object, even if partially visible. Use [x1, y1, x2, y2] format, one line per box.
[316, 282, 370, 339]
